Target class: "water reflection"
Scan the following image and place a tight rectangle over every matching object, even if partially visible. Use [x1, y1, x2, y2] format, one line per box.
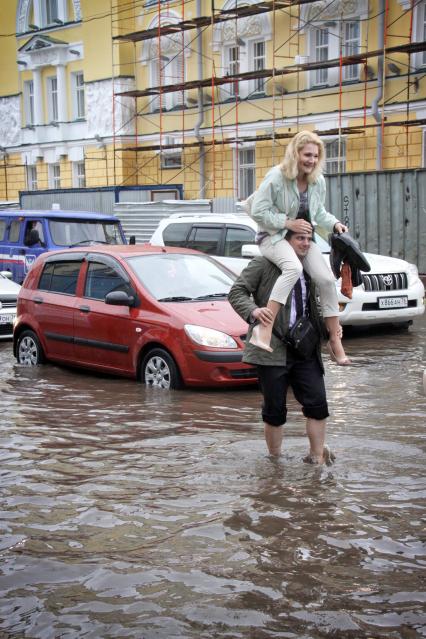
[0, 317, 425, 638]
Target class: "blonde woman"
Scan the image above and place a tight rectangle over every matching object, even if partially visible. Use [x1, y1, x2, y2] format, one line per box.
[247, 130, 350, 365]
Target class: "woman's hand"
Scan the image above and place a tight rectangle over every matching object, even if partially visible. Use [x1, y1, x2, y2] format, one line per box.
[334, 222, 348, 234]
[285, 218, 313, 234]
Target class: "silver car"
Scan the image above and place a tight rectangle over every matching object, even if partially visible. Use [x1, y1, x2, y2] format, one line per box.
[0, 272, 20, 340]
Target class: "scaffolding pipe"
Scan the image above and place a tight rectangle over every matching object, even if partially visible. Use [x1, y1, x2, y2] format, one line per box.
[372, 0, 385, 170]
[194, 0, 206, 197]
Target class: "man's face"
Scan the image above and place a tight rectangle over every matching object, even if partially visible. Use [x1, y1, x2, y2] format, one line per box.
[288, 231, 312, 259]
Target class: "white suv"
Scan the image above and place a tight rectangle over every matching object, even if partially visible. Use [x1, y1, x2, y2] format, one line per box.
[150, 212, 425, 328]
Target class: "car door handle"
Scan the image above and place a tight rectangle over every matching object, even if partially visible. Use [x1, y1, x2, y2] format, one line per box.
[34, 296, 43, 304]
[79, 305, 90, 313]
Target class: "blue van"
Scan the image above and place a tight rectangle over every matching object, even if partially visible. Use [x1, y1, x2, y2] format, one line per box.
[0, 210, 128, 284]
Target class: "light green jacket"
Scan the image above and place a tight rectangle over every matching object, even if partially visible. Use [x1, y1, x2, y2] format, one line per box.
[250, 165, 339, 244]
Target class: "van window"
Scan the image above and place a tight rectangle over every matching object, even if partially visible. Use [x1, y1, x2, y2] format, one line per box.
[38, 261, 81, 295]
[224, 226, 255, 257]
[162, 222, 192, 247]
[24, 221, 45, 247]
[0, 220, 6, 241]
[9, 221, 21, 243]
[48, 219, 124, 246]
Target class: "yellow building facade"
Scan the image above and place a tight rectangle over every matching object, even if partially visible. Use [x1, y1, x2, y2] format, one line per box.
[0, 0, 425, 203]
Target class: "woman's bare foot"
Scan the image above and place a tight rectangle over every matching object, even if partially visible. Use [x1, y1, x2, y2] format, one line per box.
[327, 336, 351, 366]
[249, 324, 273, 352]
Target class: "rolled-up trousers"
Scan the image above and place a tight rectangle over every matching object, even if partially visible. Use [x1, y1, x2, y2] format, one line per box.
[259, 236, 339, 318]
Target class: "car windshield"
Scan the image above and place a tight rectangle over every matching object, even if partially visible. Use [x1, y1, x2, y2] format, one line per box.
[48, 219, 124, 246]
[126, 253, 236, 301]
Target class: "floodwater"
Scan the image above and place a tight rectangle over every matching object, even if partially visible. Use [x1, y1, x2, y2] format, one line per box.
[0, 317, 425, 639]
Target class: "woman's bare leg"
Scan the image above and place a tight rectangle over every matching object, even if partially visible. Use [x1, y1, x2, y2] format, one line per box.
[324, 316, 350, 365]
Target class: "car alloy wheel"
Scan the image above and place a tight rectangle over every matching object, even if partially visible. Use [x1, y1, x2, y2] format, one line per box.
[17, 330, 45, 366]
[141, 348, 182, 390]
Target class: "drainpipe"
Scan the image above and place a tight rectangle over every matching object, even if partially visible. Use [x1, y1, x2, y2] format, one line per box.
[371, 0, 385, 170]
[194, 0, 206, 198]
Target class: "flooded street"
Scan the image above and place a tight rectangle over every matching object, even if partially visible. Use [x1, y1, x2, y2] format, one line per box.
[1, 317, 425, 639]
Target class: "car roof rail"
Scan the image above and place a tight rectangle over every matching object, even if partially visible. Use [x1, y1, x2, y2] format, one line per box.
[167, 210, 249, 219]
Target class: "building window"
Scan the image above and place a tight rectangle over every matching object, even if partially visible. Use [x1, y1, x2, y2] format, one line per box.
[47, 76, 58, 122]
[27, 165, 38, 190]
[150, 53, 185, 112]
[225, 45, 240, 99]
[412, 0, 426, 68]
[343, 21, 360, 81]
[160, 151, 182, 169]
[310, 21, 360, 87]
[49, 163, 61, 188]
[252, 41, 266, 94]
[314, 28, 329, 85]
[24, 80, 34, 126]
[325, 139, 346, 174]
[72, 72, 85, 119]
[217, 8, 271, 102]
[238, 148, 256, 200]
[40, 0, 59, 26]
[423, 2, 426, 66]
[73, 161, 86, 187]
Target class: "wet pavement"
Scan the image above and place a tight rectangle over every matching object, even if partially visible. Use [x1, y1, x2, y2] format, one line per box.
[0, 315, 425, 639]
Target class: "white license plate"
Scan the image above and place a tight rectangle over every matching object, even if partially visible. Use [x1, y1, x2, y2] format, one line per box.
[0, 314, 15, 324]
[378, 296, 408, 309]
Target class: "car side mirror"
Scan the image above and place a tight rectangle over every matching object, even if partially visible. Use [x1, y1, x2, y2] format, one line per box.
[241, 244, 261, 258]
[105, 290, 135, 307]
[1, 270, 13, 279]
[129, 235, 136, 245]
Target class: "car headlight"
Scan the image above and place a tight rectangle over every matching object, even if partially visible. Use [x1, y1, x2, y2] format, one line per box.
[184, 324, 238, 348]
[406, 263, 420, 287]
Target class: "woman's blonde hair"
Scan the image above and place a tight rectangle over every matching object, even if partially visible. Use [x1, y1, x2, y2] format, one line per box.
[280, 130, 325, 183]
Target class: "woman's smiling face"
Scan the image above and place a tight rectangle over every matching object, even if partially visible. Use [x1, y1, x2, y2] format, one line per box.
[297, 143, 319, 177]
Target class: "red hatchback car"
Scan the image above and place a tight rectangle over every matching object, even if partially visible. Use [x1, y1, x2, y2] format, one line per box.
[13, 245, 257, 389]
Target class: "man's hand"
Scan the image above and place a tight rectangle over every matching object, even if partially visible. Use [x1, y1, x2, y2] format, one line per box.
[285, 218, 313, 234]
[334, 222, 348, 234]
[252, 307, 274, 326]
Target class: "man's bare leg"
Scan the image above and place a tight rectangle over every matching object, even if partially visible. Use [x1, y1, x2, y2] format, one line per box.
[264, 422, 283, 456]
[305, 418, 327, 463]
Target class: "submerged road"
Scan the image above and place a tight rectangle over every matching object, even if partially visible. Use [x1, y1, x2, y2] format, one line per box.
[0, 315, 425, 638]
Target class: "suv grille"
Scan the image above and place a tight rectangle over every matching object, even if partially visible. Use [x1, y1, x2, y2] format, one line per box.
[362, 273, 408, 292]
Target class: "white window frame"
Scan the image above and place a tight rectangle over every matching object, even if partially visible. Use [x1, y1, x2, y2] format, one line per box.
[160, 152, 182, 169]
[238, 147, 256, 200]
[47, 76, 58, 122]
[72, 72, 85, 119]
[309, 20, 360, 88]
[23, 80, 34, 127]
[221, 35, 268, 101]
[73, 161, 86, 187]
[252, 40, 266, 95]
[225, 45, 240, 100]
[343, 21, 360, 81]
[412, 0, 426, 70]
[150, 53, 185, 112]
[324, 138, 346, 175]
[49, 163, 61, 188]
[26, 165, 38, 190]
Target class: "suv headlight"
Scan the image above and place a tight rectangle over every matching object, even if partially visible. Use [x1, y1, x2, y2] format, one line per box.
[406, 263, 420, 287]
[184, 324, 238, 348]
